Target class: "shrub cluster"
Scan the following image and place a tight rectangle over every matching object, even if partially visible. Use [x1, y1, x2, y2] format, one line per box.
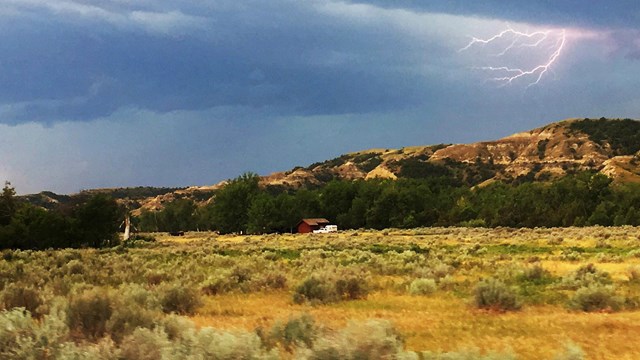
[474, 278, 521, 312]
[408, 278, 437, 296]
[569, 285, 624, 312]
[293, 272, 369, 305]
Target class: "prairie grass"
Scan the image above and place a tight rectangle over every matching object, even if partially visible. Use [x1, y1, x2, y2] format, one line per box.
[2, 227, 640, 358]
[194, 291, 640, 360]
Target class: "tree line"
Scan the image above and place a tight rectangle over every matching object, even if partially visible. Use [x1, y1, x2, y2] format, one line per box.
[137, 171, 640, 234]
[0, 182, 121, 249]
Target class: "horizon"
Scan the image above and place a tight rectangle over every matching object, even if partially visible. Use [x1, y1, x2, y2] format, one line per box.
[17, 116, 638, 196]
[1, 1, 639, 194]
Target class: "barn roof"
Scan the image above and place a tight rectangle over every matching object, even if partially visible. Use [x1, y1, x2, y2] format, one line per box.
[298, 218, 330, 226]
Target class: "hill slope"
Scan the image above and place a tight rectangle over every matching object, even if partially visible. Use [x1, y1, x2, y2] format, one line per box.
[261, 118, 640, 189]
[21, 118, 640, 211]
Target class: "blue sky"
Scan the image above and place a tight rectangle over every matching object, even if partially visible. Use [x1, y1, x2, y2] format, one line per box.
[1, 0, 639, 193]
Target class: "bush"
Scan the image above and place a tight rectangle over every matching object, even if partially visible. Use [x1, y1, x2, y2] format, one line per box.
[107, 301, 158, 343]
[409, 278, 437, 296]
[159, 283, 202, 315]
[0, 304, 71, 359]
[293, 274, 368, 304]
[569, 285, 624, 312]
[265, 314, 317, 351]
[474, 278, 521, 311]
[627, 265, 640, 283]
[517, 264, 553, 285]
[201, 273, 233, 295]
[306, 320, 407, 360]
[293, 277, 336, 305]
[56, 338, 120, 360]
[67, 288, 113, 340]
[336, 277, 368, 301]
[0, 308, 39, 358]
[119, 327, 170, 360]
[255, 271, 288, 291]
[558, 263, 612, 290]
[1, 284, 44, 318]
[193, 328, 278, 360]
[65, 259, 85, 275]
[129, 234, 156, 242]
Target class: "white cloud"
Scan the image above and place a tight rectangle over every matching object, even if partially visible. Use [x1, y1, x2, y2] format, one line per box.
[314, 1, 504, 45]
[0, 0, 209, 35]
[128, 10, 208, 35]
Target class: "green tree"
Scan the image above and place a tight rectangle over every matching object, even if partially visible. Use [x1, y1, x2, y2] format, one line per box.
[587, 202, 614, 226]
[247, 193, 278, 234]
[157, 198, 197, 232]
[71, 194, 121, 248]
[293, 189, 322, 219]
[320, 180, 357, 223]
[8, 205, 70, 249]
[0, 182, 17, 226]
[138, 209, 159, 232]
[208, 173, 260, 234]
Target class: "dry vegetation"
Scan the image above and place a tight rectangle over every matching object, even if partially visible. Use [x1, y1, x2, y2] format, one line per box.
[3, 227, 640, 359]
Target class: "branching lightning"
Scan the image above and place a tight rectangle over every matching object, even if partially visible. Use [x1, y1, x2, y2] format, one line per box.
[459, 26, 567, 88]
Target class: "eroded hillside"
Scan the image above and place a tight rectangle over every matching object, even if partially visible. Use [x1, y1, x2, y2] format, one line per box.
[22, 118, 640, 212]
[260, 118, 640, 189]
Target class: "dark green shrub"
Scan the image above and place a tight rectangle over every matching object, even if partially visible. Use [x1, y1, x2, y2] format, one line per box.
[517, 264, 554, 285]
[67, 288, 113, 340]
[160, 283, 202, 315]
[293, 273, 369, 304]
[569, 285, 623, 312]
[129, 234, 156, 242]
[336, 277, 368, 301]
[474, 278, 521, 311]
[293, 277, 336, 304]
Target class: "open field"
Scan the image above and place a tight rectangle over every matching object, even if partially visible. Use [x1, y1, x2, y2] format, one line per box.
[3, 227, 640, 359]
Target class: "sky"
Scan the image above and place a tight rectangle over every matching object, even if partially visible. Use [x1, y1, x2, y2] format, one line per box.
[0, 1, 639, 194]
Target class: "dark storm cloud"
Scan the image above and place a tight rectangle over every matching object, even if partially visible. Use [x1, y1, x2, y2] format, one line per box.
[1, 0, 639, 194]
[0, 0, 443, 124]
[350, 0, 640, 29]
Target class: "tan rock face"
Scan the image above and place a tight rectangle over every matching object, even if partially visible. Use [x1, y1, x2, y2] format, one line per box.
[258, 120, 640, 188]
[365, 166, 397, 180]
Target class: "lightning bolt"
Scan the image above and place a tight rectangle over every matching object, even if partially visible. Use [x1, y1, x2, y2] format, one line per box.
[460, 27, 567, 88]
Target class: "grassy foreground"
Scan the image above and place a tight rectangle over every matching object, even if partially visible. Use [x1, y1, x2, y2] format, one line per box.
[2, 227, 640, 359]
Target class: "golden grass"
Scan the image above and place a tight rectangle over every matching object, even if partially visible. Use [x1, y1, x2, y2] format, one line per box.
[154, 227, 640, 359]
[191, 290, 640, 360]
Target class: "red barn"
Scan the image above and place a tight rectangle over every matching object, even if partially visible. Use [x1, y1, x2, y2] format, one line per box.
[297, 218, 330, 234]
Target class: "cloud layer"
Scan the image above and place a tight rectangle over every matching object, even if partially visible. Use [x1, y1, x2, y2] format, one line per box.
[1, 0, 639, 193]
